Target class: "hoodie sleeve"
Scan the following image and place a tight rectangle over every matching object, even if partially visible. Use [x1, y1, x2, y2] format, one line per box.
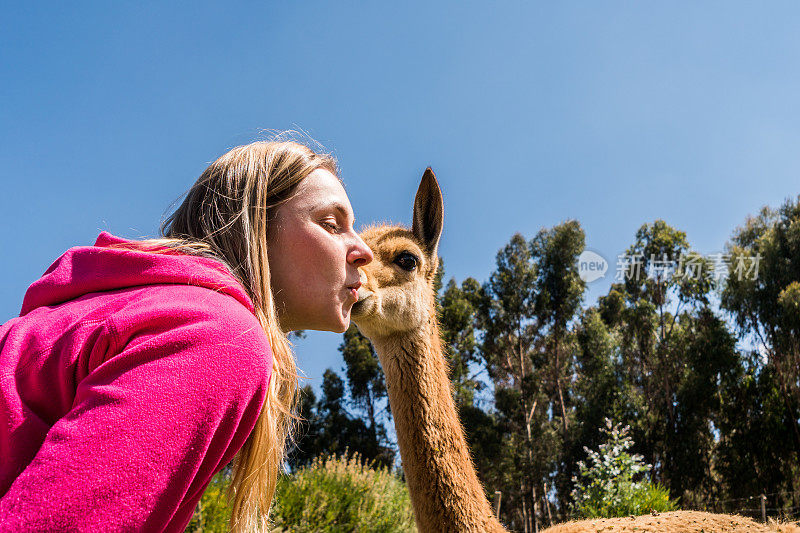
[0, 286, 272, 532]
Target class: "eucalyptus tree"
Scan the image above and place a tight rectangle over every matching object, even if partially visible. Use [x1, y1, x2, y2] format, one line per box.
[721, 197, 800, 450]
[473, 223, 587, 529]
[719, 196, 800, 506]
[474, 233, 548, 531]
[439, 277, 483, 409]
[596, 219, 738, 503]
[340, 325, 388, 439]
[530, 220, 586, 436]
[288, 368, 395, 470]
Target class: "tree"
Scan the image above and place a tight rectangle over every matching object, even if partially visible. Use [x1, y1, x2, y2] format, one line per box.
[439, 277, 483, 409]
[718, 196, 800, 511]
[474, 223, 586, 531]
[598, 220, 717, 493]
[528, 221, 587, 518]
[340, 325, 388, 439]
[531, 221, 585, 437]
[714, 353, 799, 510]
[288, 369, 395, 469]
[562, 308, 630, 512]
[670, 307, 740, 505]
[721, 197, 800, 453]
[475, 233, 549, 531]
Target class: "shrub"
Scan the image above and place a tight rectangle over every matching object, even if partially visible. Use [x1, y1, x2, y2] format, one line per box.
[188, 453, 416, 532]
[570, 419, 677, 518]
[271, 452, 416, 532]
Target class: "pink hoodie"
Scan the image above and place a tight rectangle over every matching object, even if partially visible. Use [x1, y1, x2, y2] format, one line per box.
[0, 232, 272, 532]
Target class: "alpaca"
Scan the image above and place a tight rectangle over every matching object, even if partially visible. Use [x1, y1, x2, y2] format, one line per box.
[351, 168, 506, 533]
[350, 169, 799, 533]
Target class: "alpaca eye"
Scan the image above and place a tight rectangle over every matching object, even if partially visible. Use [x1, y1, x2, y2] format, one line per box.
[394, 252, 418, 271]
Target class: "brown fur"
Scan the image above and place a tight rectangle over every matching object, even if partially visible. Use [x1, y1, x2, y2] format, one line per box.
[352, 169, 798, 533]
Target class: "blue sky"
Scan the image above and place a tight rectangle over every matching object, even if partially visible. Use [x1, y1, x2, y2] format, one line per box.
[2, 2, 799, 393]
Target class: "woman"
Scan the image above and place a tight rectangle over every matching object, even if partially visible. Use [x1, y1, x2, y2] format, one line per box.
[0, 140, 373, 532]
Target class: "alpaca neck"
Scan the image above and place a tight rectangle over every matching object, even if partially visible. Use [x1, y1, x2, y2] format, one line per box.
[373, 323, 505, 533]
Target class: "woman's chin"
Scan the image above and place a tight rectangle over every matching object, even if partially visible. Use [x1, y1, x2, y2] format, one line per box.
[327, 310, 350, 334]
[338, 313, 352, 333]
[289, 312, 349, 334]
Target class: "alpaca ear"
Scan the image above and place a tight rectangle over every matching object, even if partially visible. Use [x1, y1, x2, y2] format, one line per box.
[412, 167, 444, 263]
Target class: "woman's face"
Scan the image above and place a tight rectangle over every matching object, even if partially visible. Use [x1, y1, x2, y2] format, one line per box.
[266, 168, 373, 333]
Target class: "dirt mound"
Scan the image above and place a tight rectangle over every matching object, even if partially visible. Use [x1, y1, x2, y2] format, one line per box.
[543, 510, 800, 533]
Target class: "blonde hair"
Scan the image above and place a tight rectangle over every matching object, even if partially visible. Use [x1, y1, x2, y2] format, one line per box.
[130, 140, 338, 531]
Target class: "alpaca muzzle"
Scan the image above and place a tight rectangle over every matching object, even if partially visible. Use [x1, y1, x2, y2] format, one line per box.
[356, 287, 373, 302]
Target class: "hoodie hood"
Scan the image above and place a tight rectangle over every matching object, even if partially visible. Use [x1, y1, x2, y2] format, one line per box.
[20, 232, 254, 317]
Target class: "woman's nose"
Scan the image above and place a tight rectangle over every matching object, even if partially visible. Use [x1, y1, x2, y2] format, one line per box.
[348, 234, 373, 267]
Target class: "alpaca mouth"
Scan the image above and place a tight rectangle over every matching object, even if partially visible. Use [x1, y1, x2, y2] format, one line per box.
[351, 287, 374, 318]
[356, 287, 373, 302]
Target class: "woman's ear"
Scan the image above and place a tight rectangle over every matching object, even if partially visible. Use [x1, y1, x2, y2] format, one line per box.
[412, 167, 444, 262]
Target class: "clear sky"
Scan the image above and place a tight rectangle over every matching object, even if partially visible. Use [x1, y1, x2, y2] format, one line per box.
[2, 2, 799, 393]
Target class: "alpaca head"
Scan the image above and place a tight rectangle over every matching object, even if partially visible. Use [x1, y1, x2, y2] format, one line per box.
[351, 168, 443, 340]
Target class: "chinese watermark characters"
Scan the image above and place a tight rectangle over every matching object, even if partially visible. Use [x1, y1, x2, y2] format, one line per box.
[614, 253, 761, 282]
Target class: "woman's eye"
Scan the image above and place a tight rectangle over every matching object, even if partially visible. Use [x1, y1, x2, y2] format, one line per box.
[321, 221, 340, 233]
[394, 252, 418, 271]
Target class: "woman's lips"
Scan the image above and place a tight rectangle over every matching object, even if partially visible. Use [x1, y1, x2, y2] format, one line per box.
[347, 282, 361, 301]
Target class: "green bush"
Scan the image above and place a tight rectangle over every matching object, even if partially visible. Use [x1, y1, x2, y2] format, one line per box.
[570, 419, 677, 519]
[271, 453, 416, 532]
[188, 453, 416, 532]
